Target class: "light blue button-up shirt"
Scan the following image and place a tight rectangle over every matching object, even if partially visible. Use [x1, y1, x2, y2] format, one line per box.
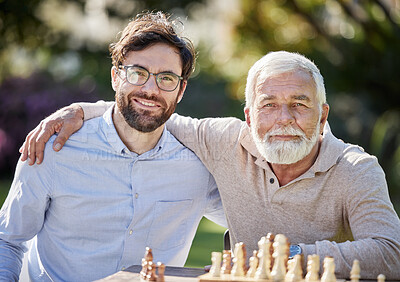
[0, 107, 225, 281]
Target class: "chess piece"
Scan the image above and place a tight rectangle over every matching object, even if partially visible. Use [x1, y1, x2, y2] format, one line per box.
[156, 262, 165, 282]
[247, 250, 259, 278]
[140, 247, 154, 280]
[271, 234, 289, 281]
[220, 250, 232, 275]
[350, 260, 360, 282]
[231, 242, 247, 277]
[321, 257, 336, 282]
[285, 254, 303, 282]
[255, 235, 273, 279]
[209, 252, 222, 277]
[305, 254, 320, 282]
[377, 274, 385, 282]
[146, 260, 157, 281]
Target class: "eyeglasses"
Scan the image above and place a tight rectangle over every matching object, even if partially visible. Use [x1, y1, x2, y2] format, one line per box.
[118, 65, 183, 92]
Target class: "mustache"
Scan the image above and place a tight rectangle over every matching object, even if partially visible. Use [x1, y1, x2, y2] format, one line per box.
[127, 91, 166, 107]
[264, 126, 306, 141]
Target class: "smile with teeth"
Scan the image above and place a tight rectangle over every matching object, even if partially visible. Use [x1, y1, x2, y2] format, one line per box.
[134, 98, 159, 108]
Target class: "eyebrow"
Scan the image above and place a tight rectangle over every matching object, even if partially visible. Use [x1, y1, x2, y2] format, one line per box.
[128, 64, 180, 75]
[258, 94, 311, 101]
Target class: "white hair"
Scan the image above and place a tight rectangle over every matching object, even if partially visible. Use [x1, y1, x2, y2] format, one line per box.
[245, 51, 326, 109]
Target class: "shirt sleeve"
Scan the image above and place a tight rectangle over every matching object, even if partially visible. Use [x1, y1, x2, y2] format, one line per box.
[78, 100, 114, 120]
[204, 173, 227, 228]
[0, 156, 52, 280]
[300, 154, 400, 279]
[166, 114, 243, 171]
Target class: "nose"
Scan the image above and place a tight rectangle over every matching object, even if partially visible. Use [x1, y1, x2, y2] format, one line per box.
[276, 105, 295, 125]
[141, 74, 160, 94]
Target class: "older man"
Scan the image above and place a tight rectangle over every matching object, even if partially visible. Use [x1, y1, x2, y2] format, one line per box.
[0, 12, 225, 281]
[20, 51, 400, 279]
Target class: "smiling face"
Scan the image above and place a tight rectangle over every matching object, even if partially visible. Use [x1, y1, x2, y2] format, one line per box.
[245, 70, 329, 164]
[112, 43, 186, 132]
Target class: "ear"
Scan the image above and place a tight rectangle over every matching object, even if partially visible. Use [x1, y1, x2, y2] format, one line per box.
[111, 66, 120, 92]
[244, 107, 251, 127]
[320, 103, 330, 134]
[176, 80, 187, 104]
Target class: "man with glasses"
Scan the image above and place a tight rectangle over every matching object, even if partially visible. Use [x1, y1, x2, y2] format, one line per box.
[0, 11, 225, 281]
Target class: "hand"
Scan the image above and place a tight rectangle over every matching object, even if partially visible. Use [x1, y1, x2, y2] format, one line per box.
[19, 104, 84, 165]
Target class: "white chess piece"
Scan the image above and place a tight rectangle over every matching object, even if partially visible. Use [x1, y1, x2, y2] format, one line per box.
[231, 242, 247, 277]
[377, 274, 385, 282]
[271, 234, 289, 281]
[350, 259, 360, 282]
[209, 252, 222, 277]
[285, 255, 303, 282]
[255, 236, 272, 280]
[321, 257, 336, 282]
[247, 250, 259, 278]
[305, 254, 320, 282]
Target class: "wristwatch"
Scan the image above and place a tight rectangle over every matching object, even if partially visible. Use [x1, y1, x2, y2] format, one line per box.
[289, 244, 302, 259]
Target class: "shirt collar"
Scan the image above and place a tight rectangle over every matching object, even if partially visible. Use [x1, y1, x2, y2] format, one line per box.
[239, 122, 346, 174]
[100, 105, 167, 157]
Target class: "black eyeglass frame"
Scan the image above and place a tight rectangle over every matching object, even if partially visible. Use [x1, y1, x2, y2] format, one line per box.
[117, 65, 184, 92]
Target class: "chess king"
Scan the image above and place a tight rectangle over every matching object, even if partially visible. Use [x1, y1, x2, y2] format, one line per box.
[20, 48, 400, 279]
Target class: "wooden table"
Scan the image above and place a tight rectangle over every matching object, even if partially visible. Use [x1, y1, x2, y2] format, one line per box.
[96, 265, 206, 281]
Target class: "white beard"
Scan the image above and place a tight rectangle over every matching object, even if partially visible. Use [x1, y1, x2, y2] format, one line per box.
[251, 121, 321, 165]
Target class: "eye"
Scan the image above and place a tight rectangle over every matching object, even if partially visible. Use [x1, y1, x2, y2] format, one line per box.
[293, 103, 304, 107]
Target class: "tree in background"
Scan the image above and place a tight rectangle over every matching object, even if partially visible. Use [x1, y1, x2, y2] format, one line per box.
[0, 0, 399, 204]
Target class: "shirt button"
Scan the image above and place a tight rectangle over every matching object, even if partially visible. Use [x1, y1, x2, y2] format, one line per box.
[129, 230, 133, 235]
[270, 178, 275, 184]
[135, 193, 139, 199]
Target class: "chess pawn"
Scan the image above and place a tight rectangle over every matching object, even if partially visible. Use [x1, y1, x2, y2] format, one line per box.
[255, 236, 272, 279]
[377, 274, 385, 282]
[350, 260, 360, 282]
[321, 257, 336, 282]
[156, 262, 165, 282]
[231, 242, 247, 277]
[285, 254, 303, 282]
[247, 250, 259, 278]
[220, 250, 232, 275]
[209, 252, 222, 277]
[305, 254, 320, 282]
[146, 260, 158, 281]
[271, 234, 289, 281]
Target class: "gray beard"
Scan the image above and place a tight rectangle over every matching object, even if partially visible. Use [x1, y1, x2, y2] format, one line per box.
[251, 122, 321, 165]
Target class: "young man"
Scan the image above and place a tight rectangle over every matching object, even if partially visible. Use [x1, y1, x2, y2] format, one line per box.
[20, 53, 400, 279]
[0, 12, 225, 281]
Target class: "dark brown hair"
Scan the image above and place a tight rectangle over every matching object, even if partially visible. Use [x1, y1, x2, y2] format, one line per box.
[109, 11, 196, 81]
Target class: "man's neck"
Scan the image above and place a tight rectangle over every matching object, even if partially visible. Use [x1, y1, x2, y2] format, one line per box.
[269, 137, 322, 186]
[112, 107, 164, 155]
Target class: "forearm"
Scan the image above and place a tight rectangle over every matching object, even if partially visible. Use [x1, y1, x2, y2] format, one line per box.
[300, 237, 400, 279]
[0, 239, 24, 281]
[78, 100, 114, 120]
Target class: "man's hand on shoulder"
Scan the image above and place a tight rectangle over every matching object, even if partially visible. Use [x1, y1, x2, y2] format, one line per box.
[20, 103, 84, 165]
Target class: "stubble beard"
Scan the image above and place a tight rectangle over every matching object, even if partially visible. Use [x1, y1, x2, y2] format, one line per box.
[117, 91, 178, 133]
[251, 117, 321, 165]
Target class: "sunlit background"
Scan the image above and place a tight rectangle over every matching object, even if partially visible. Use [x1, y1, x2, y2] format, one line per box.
[1, 0, 399, 267]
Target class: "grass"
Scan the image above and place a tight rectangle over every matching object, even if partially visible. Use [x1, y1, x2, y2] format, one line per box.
[185, 218, 226, 268]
